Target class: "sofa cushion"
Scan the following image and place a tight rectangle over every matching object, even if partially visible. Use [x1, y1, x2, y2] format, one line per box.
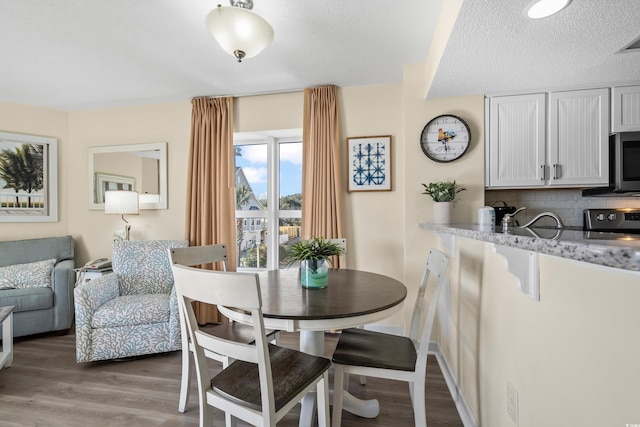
[0, 258, 56, 290]
[91, 293, 171, 328]
[0, 287, 54, 312]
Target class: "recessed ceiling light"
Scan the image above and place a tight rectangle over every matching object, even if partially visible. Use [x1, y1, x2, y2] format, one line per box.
[527, 0, 572, 19]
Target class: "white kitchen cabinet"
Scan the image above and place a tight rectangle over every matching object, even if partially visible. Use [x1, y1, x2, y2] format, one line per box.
[612, 85, 640, 132]
[487, 88, 610, 188]
[548, 88, 609, 186]
[487, 93, 546, 187]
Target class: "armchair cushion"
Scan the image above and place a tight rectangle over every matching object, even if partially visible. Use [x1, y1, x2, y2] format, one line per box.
[91, 293, 170, 328]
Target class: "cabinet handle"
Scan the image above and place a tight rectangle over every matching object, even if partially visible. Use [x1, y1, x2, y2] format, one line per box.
[540, 165, 546, 181]
[553, 164, 558, 180]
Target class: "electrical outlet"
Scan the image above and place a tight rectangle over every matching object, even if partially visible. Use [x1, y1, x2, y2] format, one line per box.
[507, 381, 518, 424]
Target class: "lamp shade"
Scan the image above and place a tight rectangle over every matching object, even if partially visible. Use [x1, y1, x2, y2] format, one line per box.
[206, 5, 274, 61]
[105, 191, 139, 215]
[139, 193, 160, 204]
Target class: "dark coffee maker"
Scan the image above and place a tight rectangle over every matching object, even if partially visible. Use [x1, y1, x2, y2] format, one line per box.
[492, 201, 517, 225]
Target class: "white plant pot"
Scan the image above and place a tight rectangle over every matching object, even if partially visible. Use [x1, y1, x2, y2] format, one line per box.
[433, 201, 452, 224]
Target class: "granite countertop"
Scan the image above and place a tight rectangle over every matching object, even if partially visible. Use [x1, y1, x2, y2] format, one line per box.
[420, 223, 640, 272]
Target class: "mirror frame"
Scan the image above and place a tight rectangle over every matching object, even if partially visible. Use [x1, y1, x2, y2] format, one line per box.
[88, 142, 168, 210]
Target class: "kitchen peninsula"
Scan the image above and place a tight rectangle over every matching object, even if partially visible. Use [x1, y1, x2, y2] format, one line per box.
[421, 223, 640, 272]
[419, 221, 640, 426]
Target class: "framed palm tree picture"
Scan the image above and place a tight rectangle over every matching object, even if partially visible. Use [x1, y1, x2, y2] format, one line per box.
[0, 131, 58, 222]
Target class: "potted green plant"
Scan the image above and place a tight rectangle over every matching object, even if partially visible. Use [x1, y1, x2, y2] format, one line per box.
[285, 237, 345, 288]
[421, 181, 466, 224]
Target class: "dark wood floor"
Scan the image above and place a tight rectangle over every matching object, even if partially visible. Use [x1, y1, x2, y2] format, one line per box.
[0, 330, 463, 426]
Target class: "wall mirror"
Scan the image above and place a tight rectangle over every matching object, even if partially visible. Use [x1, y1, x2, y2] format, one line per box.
[88, 142, 168, 210]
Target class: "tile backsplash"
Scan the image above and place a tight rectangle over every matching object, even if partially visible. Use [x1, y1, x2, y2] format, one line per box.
[485, 189, 640, 228]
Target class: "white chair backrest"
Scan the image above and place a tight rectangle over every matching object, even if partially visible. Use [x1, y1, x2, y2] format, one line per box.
[169, 244, 228, 271]
[327, 238, 347, 269]
[408, 249, 449, 377]
[171, 264, 277, 421]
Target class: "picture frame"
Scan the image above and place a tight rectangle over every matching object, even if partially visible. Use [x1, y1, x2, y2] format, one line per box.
[346, 135, 392, 192]
[0, 131, 58, 222]
[93, 172, 136, 205]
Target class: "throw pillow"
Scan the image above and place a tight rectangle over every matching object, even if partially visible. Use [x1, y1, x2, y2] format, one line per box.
[0, 258, 57, 289]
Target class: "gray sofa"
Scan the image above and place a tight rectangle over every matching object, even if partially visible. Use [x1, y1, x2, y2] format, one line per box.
[0, 236, 75, 339]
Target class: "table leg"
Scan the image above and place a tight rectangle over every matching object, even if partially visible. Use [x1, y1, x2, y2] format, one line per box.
[297, 330, 380, 427]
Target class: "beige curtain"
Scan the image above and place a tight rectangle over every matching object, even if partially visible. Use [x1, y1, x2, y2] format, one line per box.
[186, 96, 236, 324]
[302, 85, 345, 268]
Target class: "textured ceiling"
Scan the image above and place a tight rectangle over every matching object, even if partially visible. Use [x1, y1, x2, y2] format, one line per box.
[429, 0, 640, 98]
[0, 0, 441, 110]
[0, 0, 638, 111]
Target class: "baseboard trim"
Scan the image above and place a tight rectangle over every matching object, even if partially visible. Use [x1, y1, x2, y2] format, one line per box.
[429, 342, 478, 427]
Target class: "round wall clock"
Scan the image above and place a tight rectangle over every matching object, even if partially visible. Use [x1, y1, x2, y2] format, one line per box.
[420, 114, 471, 162]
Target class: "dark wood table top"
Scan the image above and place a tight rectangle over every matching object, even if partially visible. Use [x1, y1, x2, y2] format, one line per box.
[256, 268, 407, 320]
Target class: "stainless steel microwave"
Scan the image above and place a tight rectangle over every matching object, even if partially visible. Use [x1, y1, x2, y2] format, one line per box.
[582, 131, 640, 196]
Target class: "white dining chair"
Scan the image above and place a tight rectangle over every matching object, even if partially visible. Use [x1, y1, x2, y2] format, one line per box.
[171, 263, 331, 427]
[169, 244, 279, 414]
[331, 248, 449, 427]
[328, 238, 347, 269]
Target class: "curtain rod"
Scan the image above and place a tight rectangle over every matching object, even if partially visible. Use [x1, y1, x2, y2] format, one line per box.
[204, 88, 303, 99]
[201, 84, 337, 99]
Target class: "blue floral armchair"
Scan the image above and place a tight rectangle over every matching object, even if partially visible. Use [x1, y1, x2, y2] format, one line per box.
[74, 240, 189, 362]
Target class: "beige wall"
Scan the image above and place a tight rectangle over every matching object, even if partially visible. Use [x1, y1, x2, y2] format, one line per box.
[0, 101, 69, 240]
[402, 61, 486, 323]
[67, 101, 192, 262]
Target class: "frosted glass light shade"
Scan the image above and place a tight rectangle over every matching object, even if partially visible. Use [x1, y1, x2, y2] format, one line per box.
[206, 6, 274, 61]
[105, 191, 139, 215]
[527, 0, 572, 19]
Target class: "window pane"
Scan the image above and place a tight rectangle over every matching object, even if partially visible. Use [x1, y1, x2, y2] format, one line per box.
[236, 215, 268, 269]
[279, 218, 302, 269]
[235, 144, 267, 211]
[279, 142, 302, 210]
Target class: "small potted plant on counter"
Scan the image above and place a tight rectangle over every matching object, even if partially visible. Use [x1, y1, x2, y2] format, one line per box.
[285, 237, 345, 289]
[421, 181, 466, 224]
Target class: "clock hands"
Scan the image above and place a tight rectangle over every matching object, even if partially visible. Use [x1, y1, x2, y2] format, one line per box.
[438, 128, 457, 152]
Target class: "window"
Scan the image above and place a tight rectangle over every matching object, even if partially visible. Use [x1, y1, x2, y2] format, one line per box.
[234, 129, 302, 270]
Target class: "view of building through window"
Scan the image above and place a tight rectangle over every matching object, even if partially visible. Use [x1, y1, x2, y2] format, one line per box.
[234, 132, 302, 270]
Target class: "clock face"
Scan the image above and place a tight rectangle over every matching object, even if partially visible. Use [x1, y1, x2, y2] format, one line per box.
[420, 114, 471, 162]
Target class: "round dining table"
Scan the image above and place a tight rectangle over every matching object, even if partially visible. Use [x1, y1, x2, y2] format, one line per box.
[218, 268, 407, 427]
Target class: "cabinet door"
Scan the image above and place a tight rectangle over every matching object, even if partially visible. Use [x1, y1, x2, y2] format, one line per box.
[612, 85, 640, 132]
[488, 93, 546, 187]
[549, 88, 609, 186]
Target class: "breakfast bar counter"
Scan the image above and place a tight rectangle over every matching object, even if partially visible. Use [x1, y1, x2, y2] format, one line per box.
[420, 223, 640, 272]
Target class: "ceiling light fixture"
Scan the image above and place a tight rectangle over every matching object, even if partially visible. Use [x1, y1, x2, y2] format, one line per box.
[206, 0, 274, 63]
[526, 0, 572, 19]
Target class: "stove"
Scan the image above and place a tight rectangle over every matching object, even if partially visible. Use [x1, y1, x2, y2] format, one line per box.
[583, 208, 640, 239]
